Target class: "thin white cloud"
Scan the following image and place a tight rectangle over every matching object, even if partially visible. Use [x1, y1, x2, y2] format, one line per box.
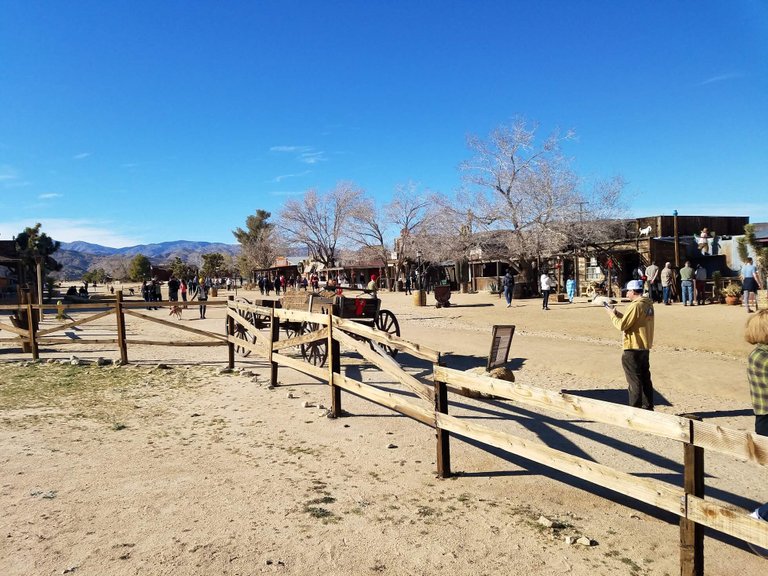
[300, 151, 327, 165]
[699, 72, 744, 86]
[38, 193, 62, 200]
[0, 165, 31, 188]
[0, 218, 144, 247]
[73, 152, 91, 160]
[271, 170, 310, 183]
[271, 145, 328, 165]
[0, 165, 19, 181]
[270, 145, 312, 153]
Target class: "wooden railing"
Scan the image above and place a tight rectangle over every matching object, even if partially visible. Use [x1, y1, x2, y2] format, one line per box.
[0, 291, 228, 363]
[2, 293, 766, 574]
[225, 298, 768, 575]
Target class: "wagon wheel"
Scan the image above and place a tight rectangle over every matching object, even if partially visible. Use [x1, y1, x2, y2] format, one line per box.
[373, 309, 400, 357]
[233, 324, 256, 357]
[300, 322, 328, 367]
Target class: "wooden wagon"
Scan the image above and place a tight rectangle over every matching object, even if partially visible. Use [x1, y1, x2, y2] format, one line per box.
[231, 289, 400, 367]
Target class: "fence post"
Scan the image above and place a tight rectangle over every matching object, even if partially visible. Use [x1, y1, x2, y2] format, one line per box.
[434, 356, 450, 478]
[680, 417, 704, 576]
[25, 296, 39, 361]
[269, 305, 280, 386]
[328, 310, 342, 417]
[227, 295, 235, 370]
[115, 290, 128, 364]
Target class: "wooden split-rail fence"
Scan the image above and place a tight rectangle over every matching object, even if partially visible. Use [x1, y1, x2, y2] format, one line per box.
[1, 291, 767, 574]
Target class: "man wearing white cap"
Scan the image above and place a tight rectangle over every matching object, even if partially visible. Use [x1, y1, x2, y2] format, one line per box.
[604, 279, 656, 410]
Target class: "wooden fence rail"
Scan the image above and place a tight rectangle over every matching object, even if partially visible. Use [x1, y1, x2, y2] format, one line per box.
[2, 294, 766, 574]
[223, 299, 768, 575]
[0, 291, 228, 362]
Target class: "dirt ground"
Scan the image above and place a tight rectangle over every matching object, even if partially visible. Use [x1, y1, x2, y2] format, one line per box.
[0, 285, 765, 575]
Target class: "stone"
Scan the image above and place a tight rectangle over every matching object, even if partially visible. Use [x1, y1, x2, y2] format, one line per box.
[218, 367, 233, 375]
[96, 357, 110, 366]
[386, 443, 398, 449]
[302, 401, 315, 408]
[463, 366, 515, 398]
[564, 535, 576, 545]
[576, 536, 594, 546]
[537, 515, 554, 528]
[156, 363, 170, 370]
[286, 392, 295, 399]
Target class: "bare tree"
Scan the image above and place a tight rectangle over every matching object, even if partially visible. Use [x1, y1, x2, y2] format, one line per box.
[279, 182, 363, 267]
[386, 183, 434, 282]
[348, 182, 434, 290]
[461, 118, 626, 271]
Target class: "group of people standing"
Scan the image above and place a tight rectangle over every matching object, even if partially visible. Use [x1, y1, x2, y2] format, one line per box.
[643, 258, 762, 312]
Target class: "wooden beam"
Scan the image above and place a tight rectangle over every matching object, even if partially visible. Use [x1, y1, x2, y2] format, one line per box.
[333, 372, 435, 426]
[434, 365, 689, 443]
[128, 339, 226, 347]
[227, 296, 235, 370]
[37, 338, 120, 345]
[435, 412, 684, 515]
[686, 496, 768, 550]
[328, 310, 342, 417]
[334, 329, 433, 404]
[680, 421, 705, 576]
[333, 316, 440, 362]
[274, 307, 329, 326]
[272, 351, 327, 381]
[0, 321, 29, 337]
[272, 327, 330, 351]
[124, 309, 227, 342]
[692, 419, 768, 466]
[115, 290, 128, 364]
[434, 362, 451, 479]
[226, 334, 268, 356]
[36, 309, 114, 337]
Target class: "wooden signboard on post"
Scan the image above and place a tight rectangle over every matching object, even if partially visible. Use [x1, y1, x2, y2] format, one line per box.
[487, 324, 515, 370]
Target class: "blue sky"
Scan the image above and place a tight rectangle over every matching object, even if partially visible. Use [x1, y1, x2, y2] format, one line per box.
[1, 1, 766, 247]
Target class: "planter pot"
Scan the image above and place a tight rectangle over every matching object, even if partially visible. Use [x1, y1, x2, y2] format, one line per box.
[725, 295, 740, 305]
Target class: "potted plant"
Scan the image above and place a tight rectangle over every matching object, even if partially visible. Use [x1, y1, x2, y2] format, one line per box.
[722, 282, 742, 305]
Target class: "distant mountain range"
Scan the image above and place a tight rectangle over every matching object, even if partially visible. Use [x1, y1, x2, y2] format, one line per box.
[60, 240, 240, 259]
[55, 240, 241, 280]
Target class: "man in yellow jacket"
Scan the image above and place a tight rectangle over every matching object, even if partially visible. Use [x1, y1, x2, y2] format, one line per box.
[605, 279, 656, 410]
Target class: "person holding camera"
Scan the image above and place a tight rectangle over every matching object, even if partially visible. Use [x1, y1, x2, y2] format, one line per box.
[604, 280, 656, 410]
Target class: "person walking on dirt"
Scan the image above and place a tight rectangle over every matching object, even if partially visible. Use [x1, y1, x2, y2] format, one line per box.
[605, 279, 656, 410]
[540, 270, 552, 310]
[503, 270, 514, 307]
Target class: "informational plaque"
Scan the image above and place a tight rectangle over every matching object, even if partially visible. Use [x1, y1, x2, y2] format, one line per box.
[487, 325, 515, 370]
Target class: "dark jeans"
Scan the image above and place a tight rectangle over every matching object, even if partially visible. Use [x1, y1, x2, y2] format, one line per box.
[504, 286, 513, 305]
[649, 283, 661, 302]
[622, 349, 654, 410]
[756, 414, 768, 436]
[541, 290, 550, 309]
